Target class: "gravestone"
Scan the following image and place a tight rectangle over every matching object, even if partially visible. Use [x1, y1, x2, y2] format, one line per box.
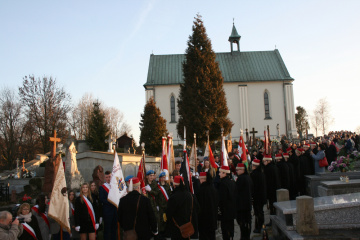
[64, 141, 84, 191]
[271, 192, 360, 239]
[318, 179, 360, 196]
[296, 196, 319, 235]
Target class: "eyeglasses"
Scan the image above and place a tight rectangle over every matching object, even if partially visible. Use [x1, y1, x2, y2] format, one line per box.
[22, 208, 30, 211]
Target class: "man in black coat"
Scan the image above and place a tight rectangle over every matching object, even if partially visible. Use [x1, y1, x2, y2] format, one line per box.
[250, 159, 267, 234]
[284, 152, 296, 200]
[303, 144, 315, 175]
[235, 163, 253, 240]
[218, 166, 237, 240]
[196, 172, 219, 240]
[275, 153, 290, 190]
[166, 176, 200, 240]
[263, 155, 280, 225]
[118, 177, 158, 240]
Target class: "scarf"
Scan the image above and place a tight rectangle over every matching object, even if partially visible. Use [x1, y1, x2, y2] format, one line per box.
[19, 212, 32, 223]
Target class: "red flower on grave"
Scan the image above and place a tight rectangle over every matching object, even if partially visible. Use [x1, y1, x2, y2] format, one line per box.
[22, 194, 32, 202]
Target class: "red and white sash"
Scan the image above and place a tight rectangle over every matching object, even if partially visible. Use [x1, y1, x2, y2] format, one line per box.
[157, 183, 169, 201]
[83, 195, 96, 233]
[101, 183, 110, 193]
[22, 222, 37, 240]
[31, 205, 49, 229]
[70, 203, 75, 216]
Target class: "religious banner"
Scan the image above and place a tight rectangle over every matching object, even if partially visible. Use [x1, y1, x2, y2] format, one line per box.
[167, 135, 175, 178]
[161, 137, 169, 180]
[107, 152, 127, 207]
[48, 159, 71, 233]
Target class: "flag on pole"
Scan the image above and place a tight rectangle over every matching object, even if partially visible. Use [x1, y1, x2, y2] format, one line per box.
[161, 137, 169, 180]
[137, 154, 146, 195]
[167, 135, 175, 177]
[189, 143, 196, 171]
[108, 152, 127, 207]
[221, 136, 229, 166]
[204, 143, 217, 169]
[264, 129, 269, 155]
[48, 159, 71, 233]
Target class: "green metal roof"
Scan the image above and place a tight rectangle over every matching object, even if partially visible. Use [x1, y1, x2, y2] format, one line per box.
[144, 49, 294, 87]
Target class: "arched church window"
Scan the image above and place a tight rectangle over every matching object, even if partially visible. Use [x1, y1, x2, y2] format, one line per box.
[264, 91, 271, 119]
[170, 95, 176, 122]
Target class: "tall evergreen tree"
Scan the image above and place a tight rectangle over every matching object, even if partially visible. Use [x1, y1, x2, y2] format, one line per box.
[139, 97, 167, 156]
[177, 14, 233, 146]
[86, 101, 109, 151]
[295, 106, 310, 139]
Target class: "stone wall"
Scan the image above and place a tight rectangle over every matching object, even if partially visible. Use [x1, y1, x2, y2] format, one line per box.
[77, 151, 160, 182]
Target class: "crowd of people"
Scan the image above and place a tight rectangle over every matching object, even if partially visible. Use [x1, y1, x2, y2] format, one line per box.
[0, 131, 359, 240]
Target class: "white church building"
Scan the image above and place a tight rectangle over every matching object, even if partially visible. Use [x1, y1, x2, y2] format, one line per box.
[144, 24, 297, 144]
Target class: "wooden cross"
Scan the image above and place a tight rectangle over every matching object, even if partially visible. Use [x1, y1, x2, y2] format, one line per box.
[250, 128, 258, 145]
[49, 130, 61, 158]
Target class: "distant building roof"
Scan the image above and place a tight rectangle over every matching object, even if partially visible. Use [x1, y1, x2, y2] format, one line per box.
[144, 49, 293, 87]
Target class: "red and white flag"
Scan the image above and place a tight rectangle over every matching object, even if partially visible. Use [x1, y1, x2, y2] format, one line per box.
[161, 137, 169, 180]
[204, 143, 218, 169]
[264, 129, 269, 155]
[137, 154, 146, 195]
[221, 136, 229, 167]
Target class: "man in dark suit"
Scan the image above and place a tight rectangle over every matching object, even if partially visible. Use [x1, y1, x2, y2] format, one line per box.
[118, 177, 158, 240]
[99, 171, 117, 240]
[218, 166, 237, 240]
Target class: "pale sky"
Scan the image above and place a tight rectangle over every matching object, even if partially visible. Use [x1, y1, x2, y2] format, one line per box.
[1, 1, 359, 143]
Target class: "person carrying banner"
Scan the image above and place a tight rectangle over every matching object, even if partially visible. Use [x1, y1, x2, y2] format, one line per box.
[18, 203, 43, 240]
[145, 169, 160, 233]
[0, 211, 23, 240]
[156, 172, 172, 240]
[75, 183, 99, 240]
[99, 171, 117, 240]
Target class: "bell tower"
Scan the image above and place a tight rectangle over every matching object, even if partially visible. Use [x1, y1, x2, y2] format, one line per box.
[228, 21, 241, 53]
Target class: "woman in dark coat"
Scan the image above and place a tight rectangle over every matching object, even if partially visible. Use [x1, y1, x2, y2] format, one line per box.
[235, 163, 253, 240]
[275, 153, 290, 190]
[75, 183, 99, 240]
[250, 159, 267, 234]
[18, 203, 43, 240]
[166, 176, 200, 240]
[196, 172, 219, 240]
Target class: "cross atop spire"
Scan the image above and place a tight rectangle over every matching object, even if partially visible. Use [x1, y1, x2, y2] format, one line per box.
[228, 21, 241, 53]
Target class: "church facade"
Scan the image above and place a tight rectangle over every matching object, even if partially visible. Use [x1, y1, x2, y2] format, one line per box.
[144, 24, 297, 144]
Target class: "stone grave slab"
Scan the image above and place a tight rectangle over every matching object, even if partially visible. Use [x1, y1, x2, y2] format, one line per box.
[305, 171, 360, 197]
[271, 192, 360, 239]
[318, 179, 360, 197]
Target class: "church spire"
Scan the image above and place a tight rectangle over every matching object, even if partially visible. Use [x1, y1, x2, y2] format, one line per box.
[228, 20, 241, 53]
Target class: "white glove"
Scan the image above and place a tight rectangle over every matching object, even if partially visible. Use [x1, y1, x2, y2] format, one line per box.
[99, 217, 103, 225]
[145, 185, 151, 192]
[95, 224, 99, 230]
[153, 231, 158, 236]
[157, 206, 159, 211]
[75, 226, 80, 232]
